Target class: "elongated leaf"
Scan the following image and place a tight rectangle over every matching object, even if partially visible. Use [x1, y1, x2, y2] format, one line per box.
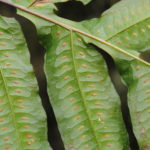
[0, 16, 51, 150]
[116, 60, 150, 149]
[44, 25, 129, 150]
[79, 0, 150, 148]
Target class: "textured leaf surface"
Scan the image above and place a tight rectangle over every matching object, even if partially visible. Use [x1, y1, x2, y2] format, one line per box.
[44, 26, 129, 150]
[116, 60, 150, 149]
[3, 0, 150, 149]
[0, 16, 51, 150]
[80, 0, 150, 59]
[79, 0, 150, 148]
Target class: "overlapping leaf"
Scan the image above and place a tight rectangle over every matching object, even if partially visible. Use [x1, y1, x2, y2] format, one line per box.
[0, 0, 150, 149]
[116, 60, 150, 149]
[0, 16, 51, 150]
[79, 0, 150, 148]
[44, 25, 129, 150]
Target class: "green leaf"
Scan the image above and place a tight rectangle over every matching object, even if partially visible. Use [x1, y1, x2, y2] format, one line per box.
[10, 0, 150, 66]
[0, 16, 51, 150]
[2, 0, 150, 149]
[79, 0, 150, 148]
[116, 60, 150, 149]
[80, 0, 150, 57]
[44, 25, 129, 150]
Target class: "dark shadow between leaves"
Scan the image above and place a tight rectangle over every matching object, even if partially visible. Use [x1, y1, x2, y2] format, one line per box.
[0, 3, 65, 150]
[91, 45, 140, 150]
[55, 0, 120, 21]
[140, 51, 150, 63]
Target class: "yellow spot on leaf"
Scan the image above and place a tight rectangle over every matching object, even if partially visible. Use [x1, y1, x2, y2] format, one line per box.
[146, 99, 150, 103]
[79, 51, 84, 56]
[5, 63, 11, 66]
[1, 127, 8, 131]
[0, 109, 3, 112]
[95, 102, 102, 106]
[107, 144, 113, 147]
[3, 145, 10, 150]
[131, 11, 135, 16]
[26, 135, 33, 139]
[115, 20, 120, 25]
[108, 25, 112, 29]
[103, 135, 110, 138]
[88, 84, 95, 88]
[141, 29, 146, 33]
[81, 64, 88, 68]
[84, 144, 89, 148]
[3, 137, 9, 141]
[78, 125, 84, 130]
[80, 135, 86, 139]
[117, 41, 123, 44]
[3, 53, 9, 57]
[86, 74, 93, 78]
[16, 99, 23, 103]
[23, 125, 30, 129]
[132, 32, 138, 37]
[145, 90, 150, 94]
[15, 89, 22, 93]
[77, 38, 82, 42]
[27, 141, 32, 145]
[61, 56, 67, 59]
[19, 105, 26, 109]
[0, 119, 4, 123]
[11, 71, 17, 75]
[136, 66, 140, 70]
[0, 42, 7, 46]
[21, 117, 29, 120]
[62, 42, 67, 47]
[0, 99, 4, 103]
[125, 37, 130, 40]
[91, 93, 97, 96]
[74, 116, 81, 120]
[62, 65, 68, 69]
[143, 78, 149, 83]
[147, 25, 150, 29]
[64, 76, 69, 80]
[67, 86, 72, 91]
[96, 29, 100, 33]
[73, 106, 78, 110]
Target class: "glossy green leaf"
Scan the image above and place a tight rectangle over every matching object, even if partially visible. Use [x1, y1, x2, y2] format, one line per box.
[45, 25, 129, 150]
[0, 16, 51, 150]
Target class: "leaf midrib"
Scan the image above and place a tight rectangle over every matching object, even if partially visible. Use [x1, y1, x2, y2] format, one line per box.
[70, 30, 100, 149]
[106, 17, 150, 41]
[1, 0, 149, 67]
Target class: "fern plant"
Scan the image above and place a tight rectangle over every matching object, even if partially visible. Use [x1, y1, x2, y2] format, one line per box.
[0, 0, 150, 150]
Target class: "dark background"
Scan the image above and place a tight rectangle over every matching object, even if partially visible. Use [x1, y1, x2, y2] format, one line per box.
[0, 0, 149, 149]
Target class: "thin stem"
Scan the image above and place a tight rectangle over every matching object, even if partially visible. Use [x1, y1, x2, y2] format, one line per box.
[0, 0, 150, 67]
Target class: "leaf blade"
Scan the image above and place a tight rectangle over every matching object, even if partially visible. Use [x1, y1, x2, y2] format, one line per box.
[45, 25, 129, 150]
[0, 16, 51, 150]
